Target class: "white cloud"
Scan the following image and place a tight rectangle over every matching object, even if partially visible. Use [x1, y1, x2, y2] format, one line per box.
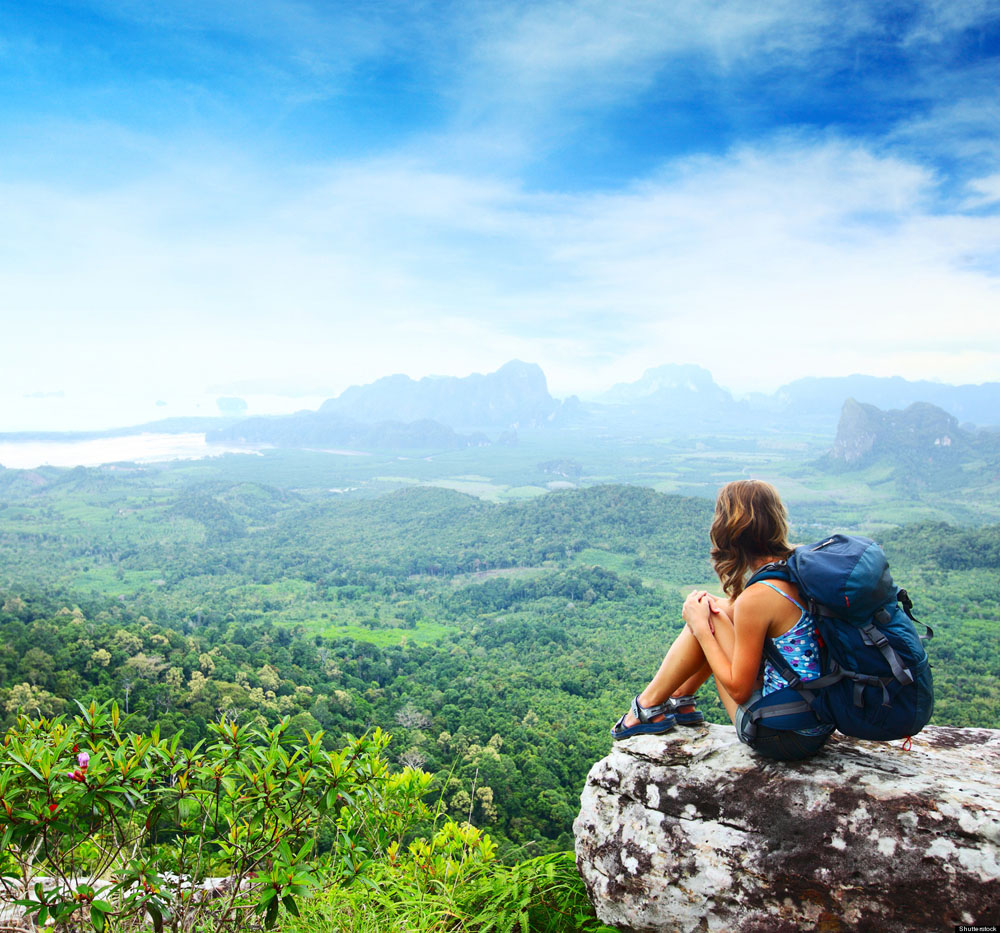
[399, 0, 1000, 189]
[4, 1, 1000, 433]
[902, 0, 1000, 45]
[469, 0, 840, 96]
[963, 173, 1000, 209]
[435, 0, 856, 159]
[2, 130, 999, 424]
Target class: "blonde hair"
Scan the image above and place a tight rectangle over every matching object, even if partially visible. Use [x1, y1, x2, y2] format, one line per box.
[710, 480, 792, 598]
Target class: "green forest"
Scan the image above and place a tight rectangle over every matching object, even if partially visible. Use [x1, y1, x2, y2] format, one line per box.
[1, 463, 998, 853]
[0, 456, 998, 930]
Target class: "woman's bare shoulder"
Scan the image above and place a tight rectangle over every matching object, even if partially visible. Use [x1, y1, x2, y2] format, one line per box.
[734, 583, 774, 608]
[732, 582, 785, 622]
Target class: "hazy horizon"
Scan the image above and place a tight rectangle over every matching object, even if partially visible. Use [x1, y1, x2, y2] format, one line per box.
[2, 357, 997, 438]
[2, 2, 998, 432]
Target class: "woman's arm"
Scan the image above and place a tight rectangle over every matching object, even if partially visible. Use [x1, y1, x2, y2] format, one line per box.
[682, 588, 770, 705]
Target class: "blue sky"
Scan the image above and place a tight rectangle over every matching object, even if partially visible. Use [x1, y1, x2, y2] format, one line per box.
[1, 0, 999, 429]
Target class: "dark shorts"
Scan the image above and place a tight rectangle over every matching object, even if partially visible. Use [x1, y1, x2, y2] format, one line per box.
[735, 691, 832, 762]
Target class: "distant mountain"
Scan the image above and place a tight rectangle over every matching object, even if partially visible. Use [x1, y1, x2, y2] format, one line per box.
[825, 398, 1000, 486]
[206, 411, 488, 451]
[319, 360, 560, 430]
[757, 375, 1000, 432]
[13, 365, 998, 453]
[599, 364, 734, 406]
[595, 367, 1000, 436]
[206, 360, 559, 449]
[590, 364, 745, 432]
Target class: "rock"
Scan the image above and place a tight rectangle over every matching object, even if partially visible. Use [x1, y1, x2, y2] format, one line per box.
[573, 723, 1000, 933]
[0, 873, 249, 930]
[0, 901, 29, 932]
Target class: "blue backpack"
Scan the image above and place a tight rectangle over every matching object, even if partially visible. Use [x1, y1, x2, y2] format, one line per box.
[744, 534, 934, 741]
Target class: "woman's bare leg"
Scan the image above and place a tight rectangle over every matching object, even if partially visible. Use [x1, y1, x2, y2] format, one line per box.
[673, 596, 735, 712]
[704, 604, 741, 723]
[674, 663, 710, 698]
[715, 681, 740, 723]
[620, 627, 712, 727]
[671, 663, 711, 714]
[621, 596, 738, 728]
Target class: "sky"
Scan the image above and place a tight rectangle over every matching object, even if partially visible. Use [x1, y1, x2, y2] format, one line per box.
[1, 0, 999, 430]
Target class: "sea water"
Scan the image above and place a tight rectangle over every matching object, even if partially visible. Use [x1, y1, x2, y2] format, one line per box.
[0, 434, 261, 470]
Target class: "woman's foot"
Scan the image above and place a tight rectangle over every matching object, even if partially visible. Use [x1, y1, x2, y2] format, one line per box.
[670, 693, 705, 725]
[611, 694, 676, 740]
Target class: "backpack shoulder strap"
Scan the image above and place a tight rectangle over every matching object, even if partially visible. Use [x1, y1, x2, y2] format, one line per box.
[746, 560, 792, 588]
[745, 564, 808, 689]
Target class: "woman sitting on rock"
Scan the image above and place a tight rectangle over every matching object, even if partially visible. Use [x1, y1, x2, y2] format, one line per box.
[612, 478, 833, 761]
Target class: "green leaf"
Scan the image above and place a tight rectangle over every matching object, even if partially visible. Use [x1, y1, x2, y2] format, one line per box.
[282, 895, 299, 917]
[8, 754, 44, 782]
[264, 895, 279, 929]
[177, 797, 199, 820]
[91, 905, 105, 932]
[295, 838, 314, 861]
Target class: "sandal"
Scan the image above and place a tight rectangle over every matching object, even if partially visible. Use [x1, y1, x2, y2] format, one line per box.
[670, 694, 705, 726]
[611, 694, 676, 740]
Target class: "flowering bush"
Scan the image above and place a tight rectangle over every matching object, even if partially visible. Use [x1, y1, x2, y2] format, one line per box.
[0, 701, 425, 931]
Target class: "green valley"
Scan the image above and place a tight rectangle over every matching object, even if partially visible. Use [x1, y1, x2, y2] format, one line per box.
[1, 452, 997, 865]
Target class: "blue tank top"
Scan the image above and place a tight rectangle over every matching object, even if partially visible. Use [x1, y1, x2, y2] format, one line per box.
[756, 581, 823, 695]
[756, 581, 833, 736]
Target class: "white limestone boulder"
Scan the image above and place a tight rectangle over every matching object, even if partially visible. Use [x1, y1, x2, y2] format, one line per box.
[573, 723, 1000, 933]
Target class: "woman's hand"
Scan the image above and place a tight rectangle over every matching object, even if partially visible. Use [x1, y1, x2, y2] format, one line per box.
[705, 594, 733, 630]
[682, 589, 715, 638]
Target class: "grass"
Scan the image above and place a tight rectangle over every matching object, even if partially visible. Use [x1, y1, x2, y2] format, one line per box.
[498, 485, 548, 500]
[320, 621, 460, 647]
[572, 549, 634, 575]
[72, 567, 167, 590]
[427, 479, 510, 499]
[451, 567, 546, 586]
[279, 850, 616, 933]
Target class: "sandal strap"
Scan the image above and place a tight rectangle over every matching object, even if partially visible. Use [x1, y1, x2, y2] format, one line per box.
[631, 694, 674, 723]
[671, 695, 698, 707]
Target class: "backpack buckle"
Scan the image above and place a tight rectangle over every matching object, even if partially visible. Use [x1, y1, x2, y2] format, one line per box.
[862, 623, 889, 648]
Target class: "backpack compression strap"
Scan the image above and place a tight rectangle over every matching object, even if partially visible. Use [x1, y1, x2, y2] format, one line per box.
[862, 614, 914, 686]
[897, 589, 934, 642]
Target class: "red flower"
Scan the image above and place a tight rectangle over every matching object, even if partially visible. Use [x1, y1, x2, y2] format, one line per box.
[48, 803, 58, 813]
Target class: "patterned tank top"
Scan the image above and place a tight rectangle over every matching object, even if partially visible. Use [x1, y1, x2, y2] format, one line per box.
[757, 581, 824, 695]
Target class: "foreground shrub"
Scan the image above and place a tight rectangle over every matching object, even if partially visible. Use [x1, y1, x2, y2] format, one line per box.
[0, 702, 420, 931]
[0, 702, 611, 932]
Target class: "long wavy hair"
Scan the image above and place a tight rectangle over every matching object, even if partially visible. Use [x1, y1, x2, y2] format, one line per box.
[710, 480, 793, 598]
